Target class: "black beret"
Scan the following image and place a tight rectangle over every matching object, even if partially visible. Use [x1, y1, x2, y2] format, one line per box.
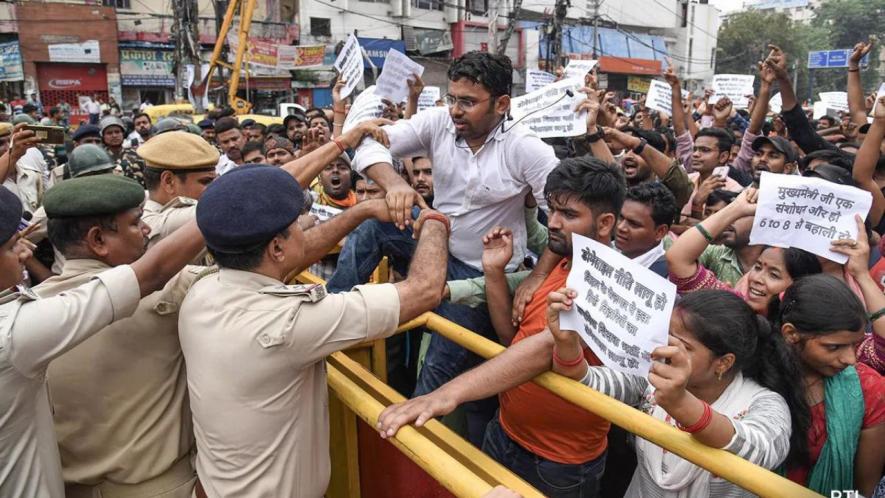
[0, 186, 23, 245]
[196, 165, 304, 254]
[197, 118, 215, 129]
[43, 175, 146, 218]
[72, 124, 101, 141]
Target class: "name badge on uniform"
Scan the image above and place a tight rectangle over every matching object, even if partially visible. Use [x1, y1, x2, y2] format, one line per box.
[258, 283, 327, 302]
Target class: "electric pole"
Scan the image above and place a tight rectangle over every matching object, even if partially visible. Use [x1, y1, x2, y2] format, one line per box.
[487, 0, 501, 53]
[172, 0, 202, 109]
[550, 0, 568, 69]
[497, 0, 522, 56]
[590, 0, 601, 58]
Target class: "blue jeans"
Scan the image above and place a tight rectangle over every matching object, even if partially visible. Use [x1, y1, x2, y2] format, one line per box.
[327, 216, 499, 445]
[482, 415, 606, 498]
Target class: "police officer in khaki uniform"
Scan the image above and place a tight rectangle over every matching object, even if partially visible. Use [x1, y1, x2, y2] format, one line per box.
[138, 131, 218, 251]
[180, 165, 451, 498]
[0, 176, 206, 498]
[34, 174, 207, 498]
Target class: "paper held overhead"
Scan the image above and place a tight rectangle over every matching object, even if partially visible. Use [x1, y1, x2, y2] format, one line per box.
[334, 34, 364, 99]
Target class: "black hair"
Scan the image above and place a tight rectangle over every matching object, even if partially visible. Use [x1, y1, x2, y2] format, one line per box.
[48, 106, 60, 117]
[797, 149, 854, 173]
[242, 140, 266, 157]
[695, 127, 734, 153]
[310, 114, 332, 130]
[657, 127, 676, 156]
[544, 156, 626, 217]
[625, 182, 677, 227]
[210, 228, 291, 271]
[267, 123, 287, 137]
[133, 112, 151, 124]
[763, 247, 822, 318]
[706, 189, 738, 207]
[677, 290, 810, 469]
[214, 116, 240, 135]
[818, 115, 837, 127]
[777, 274, 867, 338]
[624, 127, 667, 154]
[47, 215, 118, 255]
[447, 51, 513, 97]
[143, 166, 188, 191]
[251, 122, 268, 133]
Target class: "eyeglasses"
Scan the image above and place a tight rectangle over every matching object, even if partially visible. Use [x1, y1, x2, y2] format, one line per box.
[443, 94, 492, 111]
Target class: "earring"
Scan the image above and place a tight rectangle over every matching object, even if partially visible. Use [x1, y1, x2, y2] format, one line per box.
[717, 370, 723, 381]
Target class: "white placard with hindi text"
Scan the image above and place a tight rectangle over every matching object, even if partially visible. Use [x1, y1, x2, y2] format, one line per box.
[334, 34, 364, 99]
[510, 78, 587, 138]
[750, 172, 872, 263]
[769, 92, 783, 114]
[309, 202, 343, 222]
[712, 74, 755, 109]
[417, 86, 441, 111]
[818, 92, 849, 113]
[560, 234, 675, 378]
[525, 69, 556, 93]
[342, 86, 385, 133]
[644, 80, 690, 116]
[563, 59, 598, 81]
[375, 49, 425, 103]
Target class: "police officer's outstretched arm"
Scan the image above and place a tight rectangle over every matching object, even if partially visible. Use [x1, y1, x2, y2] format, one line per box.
[130, 220, 205, 297]
[392, 209, 449, 324]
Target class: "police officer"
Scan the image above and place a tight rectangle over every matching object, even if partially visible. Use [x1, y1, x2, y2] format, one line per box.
[100, 116, 146, 186]
[179, 165, 450, 497]
[0, 177, 205, 498]
[139, 131, 217, 265]
[196, 119, 216, 145]
[33, 175, 205, 498]
[71, 124, 103, 147]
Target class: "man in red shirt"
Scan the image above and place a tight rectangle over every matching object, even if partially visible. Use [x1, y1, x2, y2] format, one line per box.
[377, 156, 626, 497]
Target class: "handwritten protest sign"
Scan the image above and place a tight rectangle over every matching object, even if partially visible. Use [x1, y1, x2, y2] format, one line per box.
[644, 80, 690, 115]
[526, 69, 556, 93]
[769, 92, 783, 114]
[563, 59, 597, 81]
[559, 235, 675, 377]
[375, 49, 425, 103]
[818, 92, 849, 113]
[510, 79, 586, 138]
[342, 86, 385, 133]
[334, 34, 364, 99]
[417, 86, 441, 111]
[309, 201, 343, 222]
[712, 74, 755, 109]
[750, 172, 872, 263]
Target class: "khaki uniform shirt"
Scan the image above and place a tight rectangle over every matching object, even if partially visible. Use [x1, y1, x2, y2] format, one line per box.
[0, 266, 139, 498]
[178, 270, 400, 498]
[143, 198, 208, 265]
[25, 205, 66, 275]
[33, 260, 202, 487]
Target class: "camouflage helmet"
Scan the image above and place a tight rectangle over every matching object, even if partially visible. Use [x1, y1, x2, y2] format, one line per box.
[154, 117, 185, 135]
[68, 144, 115, 178]
[99, 115, 126, 135]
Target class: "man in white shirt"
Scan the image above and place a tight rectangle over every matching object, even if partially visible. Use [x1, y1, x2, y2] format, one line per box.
[213, 117, 245, 175]
[84, 96, 101, 125]
[326, 51, 559, 444]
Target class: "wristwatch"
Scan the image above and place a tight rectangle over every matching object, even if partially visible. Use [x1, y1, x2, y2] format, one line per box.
[632, 137, 648, 155]
[586, 125, 605, 143]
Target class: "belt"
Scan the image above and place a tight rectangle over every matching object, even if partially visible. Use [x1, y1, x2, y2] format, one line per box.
[65, 454, 196, 498]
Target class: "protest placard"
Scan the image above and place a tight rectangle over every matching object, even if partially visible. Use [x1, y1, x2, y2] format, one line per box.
[375, 49, 425, 103]
[712, 74, 756, 109]
[417, 86, 441, 111]
[871, 82, 885, 116]
[510, 79, 587, 138]
[334, 34, 364, 99]
[818, 91, 849, 113]
[563, 59, 597, 81]
[342, 86, 385, 133]
[643, 80, 689, 115]
[749, 172, 872, 263]
[769, 92, 783, 114]
[525, 69, 556, 93]
[309, 201, 343, 222]
[559, 234, 675, 377]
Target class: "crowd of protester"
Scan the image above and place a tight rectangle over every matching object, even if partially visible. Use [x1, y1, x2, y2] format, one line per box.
[0, 40, 882, 498]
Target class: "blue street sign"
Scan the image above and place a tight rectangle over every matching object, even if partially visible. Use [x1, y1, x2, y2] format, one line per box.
[808, 49, 870, 69]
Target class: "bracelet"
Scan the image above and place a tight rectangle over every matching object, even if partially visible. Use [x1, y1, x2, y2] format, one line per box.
[868, 306, 885, 322]
[586, 125, 605, 143]
[333, 121, 344, 127]
[332, 138, 347, 153]
[553, 347, 586, 367]
[632, 137, 648, 155]
[848, 67, 860, 73]
[695, 224, 715, 244]
[420, 212, 451, 236]
[677, 401, 713, 434]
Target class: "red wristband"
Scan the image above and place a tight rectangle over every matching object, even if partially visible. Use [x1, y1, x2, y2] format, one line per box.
[332, 138, 347, 153]
[678, 401, 713, 434]
[553, 347, 585, 368]
[419, 212, 450, 236]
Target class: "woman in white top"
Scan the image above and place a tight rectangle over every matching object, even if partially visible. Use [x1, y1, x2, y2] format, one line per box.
[547, 289, 810, 498]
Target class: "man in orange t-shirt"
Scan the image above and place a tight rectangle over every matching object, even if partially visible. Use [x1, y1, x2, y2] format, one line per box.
[377, 157, 626, 497]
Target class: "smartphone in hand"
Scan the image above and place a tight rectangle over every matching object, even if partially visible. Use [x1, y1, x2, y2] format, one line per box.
[23, 125, 65, 145]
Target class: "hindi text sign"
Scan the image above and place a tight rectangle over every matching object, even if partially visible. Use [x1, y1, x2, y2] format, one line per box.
[334, 34, 364, 99]
[417, 86, 441, 111]
[712, 74, 756, 109]
[560, 235, 675, 377]
[342, 86, 385, 132]
[750, 172, 872, 263]
[510, 79, 587, 138]
[374, 49, 425, 103]
[563, 59, 598, 81]
[525, 69, 556, 93]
